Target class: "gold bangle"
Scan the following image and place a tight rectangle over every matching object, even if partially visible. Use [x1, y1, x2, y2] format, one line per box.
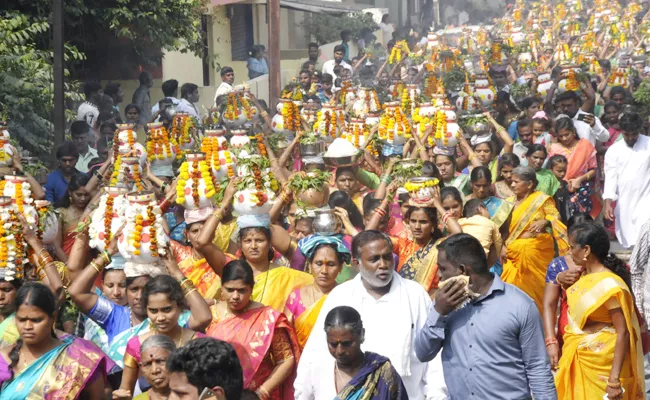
[606, 380, 622, 388]
[214, 210, 224, 221]
[181, 279, 196, 291]
[468, 153, 477, 161]
[37, 248, 49, 260]
[37, 268, 46, 281]
[101, 251, 111, 265]
[90, 261, 103, 274]
[184, 288, 197, 298]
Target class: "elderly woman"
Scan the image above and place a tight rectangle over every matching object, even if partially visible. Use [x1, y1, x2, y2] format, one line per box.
[502, 166, 569, 312]
[294, 306, 408, 399]
[284, 236, 350, 349]
[207, 260, 301, 399]
[134, 335, 176, 400]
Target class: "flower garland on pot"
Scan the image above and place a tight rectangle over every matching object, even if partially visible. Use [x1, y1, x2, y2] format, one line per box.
[565, 69, 580, 91]
[389, 41, 410, 64]
[281, 101, 301, 132]
[0, 208, 26, 281]
[200, 136, 236, 180]
[434, 110, 450, 146]
[171, 113, 193, 153]
[147, 205, 158, 257]
[146, 124, 177, 163]
[176, 156, 218, 210]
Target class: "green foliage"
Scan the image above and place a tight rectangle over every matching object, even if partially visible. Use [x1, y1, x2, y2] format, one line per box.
[633, 79, 650, 118]
[0, 12, 84, 157]
[302, 12, 376, 46]
[288, 170, 332, 192]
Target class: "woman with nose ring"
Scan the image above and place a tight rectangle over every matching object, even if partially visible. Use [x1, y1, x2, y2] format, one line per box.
[294, 306, 407, 399]
[207, 260, 301, 400]
[284, 236, 350, 349]
[134, 335, 176, 400]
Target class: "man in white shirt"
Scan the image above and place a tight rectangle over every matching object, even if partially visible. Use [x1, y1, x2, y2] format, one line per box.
[214, 66, 235, 106]
[554, 90, 609, 145]
[296, 230, 447, 400]
[379, 14, 395, 44]
[77, 81, 102, 127]
[151, 79, 180, 116]
[322, 45, 353, 81]
[512, 119, 534, 166]
[70, 121, 98, 173]
[604, 111, 650, 248]
[176, 83, 201, 120]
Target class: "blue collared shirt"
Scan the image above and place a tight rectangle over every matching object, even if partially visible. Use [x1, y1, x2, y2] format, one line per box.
[44, 169, 77, 204]
[415, 274, 557, 400]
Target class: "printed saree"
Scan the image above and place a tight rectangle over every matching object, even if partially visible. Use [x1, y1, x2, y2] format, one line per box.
[0, 315, 17, 347]
[253, 266, 313, 312]
[172, 241, 222, 300]
[483, 196, 513, 228]
[555, 271, 645, 399]
[0, 335, 113, 399]
[284, 288, 327, 349]
[549, 139, 601, 218]
[397, 238, 445, 295]
[502, 191, 568, 313]
[335, 352, 408, 400]
[207, 306, 300, 400]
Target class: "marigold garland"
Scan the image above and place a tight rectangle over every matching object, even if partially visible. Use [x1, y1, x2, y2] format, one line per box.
[281, 102, 300, 131]
[15, 182, 23, 214]
[565, 69, 580, 92]
[147, 206, 158, 257]
[104, 195, 114, 249]
[256, 134, 267, 157]
[146, 126, 174, 162]
[132, 214, 143, 256]
[132, 164, 144, 191]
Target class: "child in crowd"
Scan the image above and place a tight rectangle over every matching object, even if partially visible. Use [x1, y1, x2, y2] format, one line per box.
[548, 154, 571, 223]
[532, 111, 553, 145]
[458, 199, 503, 273]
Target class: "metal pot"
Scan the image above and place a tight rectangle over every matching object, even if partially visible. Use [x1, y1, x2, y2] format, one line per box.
[312, 210, 341, 235]
[459, 115, 489, 136]
[299, 141, 324, 156]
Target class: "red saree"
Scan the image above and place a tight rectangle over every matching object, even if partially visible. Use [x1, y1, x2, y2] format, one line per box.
[206, 306, 300, 400]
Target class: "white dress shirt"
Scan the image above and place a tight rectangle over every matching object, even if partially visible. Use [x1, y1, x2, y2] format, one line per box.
[75, 146, 98, 173]
[296, 273, 448, 400]
[175, 98, 200, 120]
[573, 109, 610, 145]
[214, 82, 234, 106]
[603, 134, 650, 248]
[321, 60, 353, 81]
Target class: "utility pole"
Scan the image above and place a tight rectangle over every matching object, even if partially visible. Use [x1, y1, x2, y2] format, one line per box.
[268, 0, 281, 109]
[53, 0, 65, 148]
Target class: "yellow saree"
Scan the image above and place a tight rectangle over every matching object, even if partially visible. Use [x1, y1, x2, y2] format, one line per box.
[502, 191, 568, 313]
[178, 256, 222, 300]
[253, 266, 314, 312]
[555, 272, 645, 399]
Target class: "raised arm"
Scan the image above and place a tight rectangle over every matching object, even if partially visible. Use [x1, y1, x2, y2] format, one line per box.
[486, 112, 514, 153]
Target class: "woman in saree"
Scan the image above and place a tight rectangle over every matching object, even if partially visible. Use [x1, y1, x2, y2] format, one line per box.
[204, 211, 313, 313]
[54, 173, 92, 261]
[470, 112, 515, 182]
[0, 282, 113, 398]
[548, 116, 601, 218]
[466, 166, 513, 231]
[113, 265, 212, 400]
[133, 335, 176, 400]
[502, 166, 569, 313]
[555, 222, 645, 399]
[284, 236, 349, 349]
[0, 277, 19, 348]
[68, 229, 155, 368]
[294, 306, 408, 400]
[434, 151, 471, 196]
[366, 183, 462, 295]
[493, 153, 519, 199]
[527, 144, 561, 197]
[542, 213, 593, 368]
[334, 167, 379, 214]
[207, 260, 301, 399]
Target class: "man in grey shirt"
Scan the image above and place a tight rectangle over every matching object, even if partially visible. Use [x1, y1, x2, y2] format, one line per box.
[415, 234, 557, 400]
[132, 71, 153, 125]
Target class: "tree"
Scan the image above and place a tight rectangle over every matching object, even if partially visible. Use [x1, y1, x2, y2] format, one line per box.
[0, 12, 84, 156]
[302, 12, 377, 46]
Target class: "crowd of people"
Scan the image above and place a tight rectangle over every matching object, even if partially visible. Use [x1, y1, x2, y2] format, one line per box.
[3, 0, 650, 399]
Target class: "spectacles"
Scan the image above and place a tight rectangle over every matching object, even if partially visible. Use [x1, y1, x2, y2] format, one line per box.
[198, 388, 215, 400]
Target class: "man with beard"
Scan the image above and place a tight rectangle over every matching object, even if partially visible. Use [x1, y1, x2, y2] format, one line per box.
[604, 110, 650, 248]
[296, 230, 447, 400]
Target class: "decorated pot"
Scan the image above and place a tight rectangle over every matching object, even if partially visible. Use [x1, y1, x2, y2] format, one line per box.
[301, 108, 319, 127]
[233, 188, 276, 216]
[34, 200, 58, 245]
[404, 177, 440, 205]
[351, 87, 382, 119]
[204, 129, 228, 149]
[272, 99, 300, 135]
[118, 191, 168, 266]
[459, 115, 489, 137]
[113, 157, 146, 191]
[314, 104, 345, 142]
[365, 112, 381, 127]
[339, 80, 356, 106]
[402, 84, 421, 115]
[433, 108, 461, 148]
[473, 75, 496, 107]
[0, 127, 14, 167]
[222, 91, 258, 129]
[455, 92, 481, 115]
[176, 153, 219, 210]
[558, 65, 582, 93]
[114, 124, 147, 164]
[537, 73, 553, 98]
[89, 187, 130, 252]
[146, 123, 177, 178]
[378, 102, 411, 146]
[413, 103, 436, 138]
[0, 195, 27, 281]
[342, 119, 369, 149]
[201, 131, 237, 180]
[203, 108, 222, 129]
[427, 32, 441, 50]
[389, 80, 406, 101]
[171, 113, 196, 150]
[2, 175, 37, 228]
[229, 130, 251, 148]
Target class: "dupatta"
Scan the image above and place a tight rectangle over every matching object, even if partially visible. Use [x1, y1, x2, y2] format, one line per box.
[398, 238, 444, 294]
[253, 266, 313, 312]
[293, 295, 327, 350]
[505, 191, 568, 252]
[556, 272, 645, 398]
[335, 352, 408, 400]
[206, 306, 300, 400]
[0, 335, 112, 399]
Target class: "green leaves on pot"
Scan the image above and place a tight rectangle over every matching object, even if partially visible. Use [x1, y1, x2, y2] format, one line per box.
[392, 159, 423, 179]
[288, 170, 332, 192]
